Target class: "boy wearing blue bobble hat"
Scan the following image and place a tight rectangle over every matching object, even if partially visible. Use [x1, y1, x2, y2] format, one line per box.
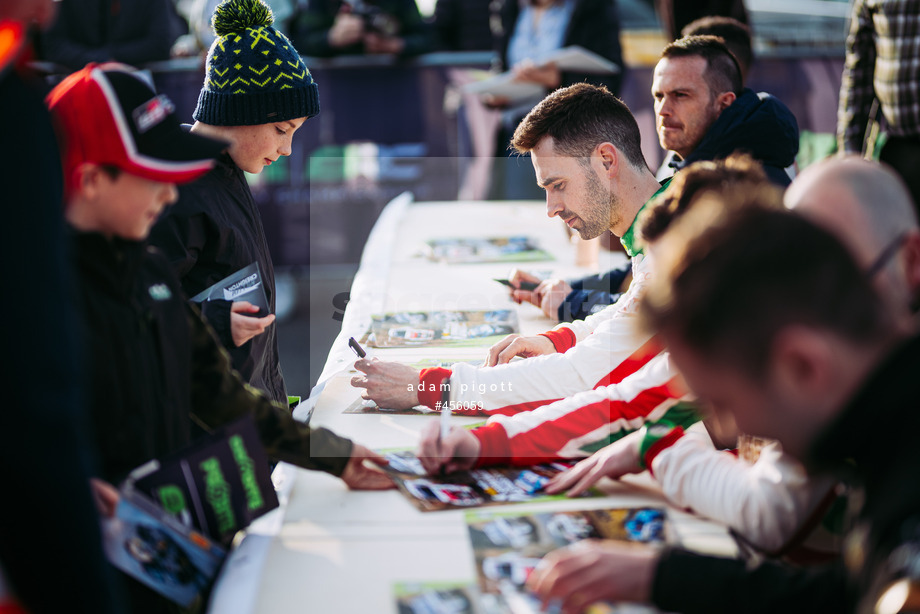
[150, 0, 317, 406]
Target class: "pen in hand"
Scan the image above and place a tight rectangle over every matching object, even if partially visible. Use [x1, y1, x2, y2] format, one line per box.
[438, 376, 451, 475]
[348, 336, 366, 358]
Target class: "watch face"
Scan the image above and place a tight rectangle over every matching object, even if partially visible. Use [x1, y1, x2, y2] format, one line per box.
[648, 424, 672, 437]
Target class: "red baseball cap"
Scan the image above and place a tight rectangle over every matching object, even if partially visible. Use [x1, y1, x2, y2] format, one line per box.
[46, 63, 227, 194]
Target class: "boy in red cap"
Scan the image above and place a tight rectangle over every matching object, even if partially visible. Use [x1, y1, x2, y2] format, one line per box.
[47, 62, 391, 610]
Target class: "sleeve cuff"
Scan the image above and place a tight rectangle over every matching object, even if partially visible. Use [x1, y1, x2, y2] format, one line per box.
[472, 423, 512, 467]
[200, 298, 234, 348]
[417, 367, 453, 408]
[310, 427, 355, 477]
[539, 327, 577, 353]
[639, 424, 684, 475]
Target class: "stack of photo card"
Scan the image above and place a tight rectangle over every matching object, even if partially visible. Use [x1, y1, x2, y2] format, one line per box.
[423, 237, 553, 264]
[101, 488, 226, 608]
[367, 310, 519, 349]
[466, 507, 666, 614]
[381, 451, 598, 512]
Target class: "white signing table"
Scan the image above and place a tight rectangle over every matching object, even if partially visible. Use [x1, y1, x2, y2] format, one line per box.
[208, 194, 738, 614]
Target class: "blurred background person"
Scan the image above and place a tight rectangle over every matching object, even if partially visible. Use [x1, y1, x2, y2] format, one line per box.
[487, 0, 623, 200]
[837, 0, 920, 214]
[40, 0, 185, 70]
[171, 0, 295, 58]
[654, 0, 747, 42]
[289, 0, 433, 57]
[430, 0, 494, 52]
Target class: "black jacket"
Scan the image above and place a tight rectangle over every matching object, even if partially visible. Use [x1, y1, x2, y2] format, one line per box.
[0, 65, 121, 614]
[150, 153, 287, 405]
[672, 88, 800, 187]
[41, 0, 182, 69]
[497, 0, 624, 96]
[431, 0, 494, 52]
[651, 334, 920, 614]
[70, 231, 354, 483]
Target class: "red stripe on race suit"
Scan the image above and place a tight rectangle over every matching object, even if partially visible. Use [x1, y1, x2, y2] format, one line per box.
[479, 335, 665, 417]
[474, 376, 686, 466]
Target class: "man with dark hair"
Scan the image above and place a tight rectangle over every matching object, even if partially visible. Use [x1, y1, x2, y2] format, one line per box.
[654, 35, 798, 186]
[660, 35, 743, 99]
[508, 30, 759, 324]
[408, 83, 702, 474]
[681, 16, 752, 83]
[528, 194, 920, 613]
[508, 82, 647, 168]
[356, 83, 701, 473]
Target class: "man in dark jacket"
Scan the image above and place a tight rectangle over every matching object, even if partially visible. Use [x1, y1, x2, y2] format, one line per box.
[653, 35, 798, 187]
[527, 195, 920, 614]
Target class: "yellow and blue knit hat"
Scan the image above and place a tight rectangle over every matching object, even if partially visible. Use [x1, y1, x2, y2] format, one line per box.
[193, 0, 319, 126]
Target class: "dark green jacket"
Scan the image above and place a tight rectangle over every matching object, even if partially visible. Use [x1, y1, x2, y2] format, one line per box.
[70, 230, 352, 483]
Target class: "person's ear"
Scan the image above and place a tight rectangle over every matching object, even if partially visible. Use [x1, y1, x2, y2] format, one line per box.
[595, 142, 619, 178]
[768, 326, 832, 402]
[715, 91, 736, 112]
[74, 163, 104, 200]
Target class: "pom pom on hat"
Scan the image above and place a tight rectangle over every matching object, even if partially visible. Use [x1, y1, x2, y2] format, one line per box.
[211, 0, 274, 36]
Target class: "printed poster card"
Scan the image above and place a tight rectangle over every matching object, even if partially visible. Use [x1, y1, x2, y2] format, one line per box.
[189, 261, 270, 316]
[126, 415, 278, 545]
[101, 489, 226, 608]
[422, 236, 554, 264]
[368, 310, 519, 349]
[466, 507, 665, 614]
[393, 581, 480, 614]
[380, 450, 599, 512]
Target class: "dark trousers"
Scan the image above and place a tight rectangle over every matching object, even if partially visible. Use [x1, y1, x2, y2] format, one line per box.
[880, 135, 920, 218]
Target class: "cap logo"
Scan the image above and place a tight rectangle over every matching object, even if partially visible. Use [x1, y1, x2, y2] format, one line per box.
[133, 95, 175, 134]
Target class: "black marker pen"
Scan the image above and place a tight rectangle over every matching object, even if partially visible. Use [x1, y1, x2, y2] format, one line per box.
[348, 336, 366, 358]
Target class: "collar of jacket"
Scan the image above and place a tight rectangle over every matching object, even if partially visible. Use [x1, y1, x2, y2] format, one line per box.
[806, 333, 920, 479]
[69, 227, 148, 299]
[671, 88, 799, 185]
[620, 177, 672, 258]
[215, 150, 243, 179]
